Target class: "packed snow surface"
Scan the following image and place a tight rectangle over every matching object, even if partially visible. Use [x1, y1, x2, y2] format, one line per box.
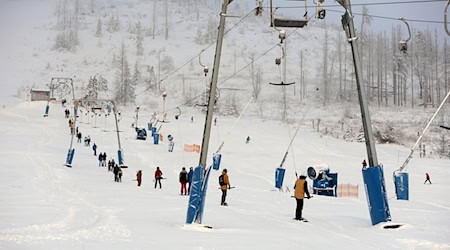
[0, 101, 449, 250]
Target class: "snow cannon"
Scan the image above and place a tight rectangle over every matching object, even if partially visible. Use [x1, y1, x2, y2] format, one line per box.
[307, 164, 338, 197]
[136, 128, 147, 140]
[275, 167, 286, 189]
[307, 163, 329, 180]
[393, 171, 409, 200]
[212, 153, 222, 170]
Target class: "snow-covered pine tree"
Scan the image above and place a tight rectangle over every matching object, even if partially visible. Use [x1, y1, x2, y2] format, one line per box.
[136, 21, 144, 56]
[114, 42, 134, 106]
[133, 61, 141, 86]
[96, 18, 102, 37]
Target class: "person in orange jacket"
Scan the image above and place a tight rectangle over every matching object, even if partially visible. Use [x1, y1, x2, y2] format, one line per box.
[294, 174, 311, 221]
[219, 169, 231, 206]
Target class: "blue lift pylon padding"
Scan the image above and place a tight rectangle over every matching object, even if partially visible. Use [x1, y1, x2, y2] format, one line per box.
[153, 133, 159, 144]
[197, 166, 212, 224]
[362, 165, 391, 225]
[65, 148, 75, 166]
[394, 171, 409, 200]
[44, 105, 50, 117]
[118, 149, 124, 165]
[151, 127, 157, 136]
[148, 122, 152, 131]
[212, 154, 222, 170]
[186, 165, 204, 224]
[275, 167, 286, 189]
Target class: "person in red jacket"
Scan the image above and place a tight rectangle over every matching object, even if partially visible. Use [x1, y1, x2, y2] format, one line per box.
[179, 167, 188, 195]
[154, 167, 163, 188]
[136, 170, 142, 187]
[424, 172, 432, 184]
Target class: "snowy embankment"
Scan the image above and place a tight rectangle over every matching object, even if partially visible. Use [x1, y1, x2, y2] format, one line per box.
[0, 101, 449, 250]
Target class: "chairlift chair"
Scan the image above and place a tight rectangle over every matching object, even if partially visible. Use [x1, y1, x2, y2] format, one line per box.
[270, 0, 309, 28]
[399, 18, 411, 53]
[269, 38, 296, 86]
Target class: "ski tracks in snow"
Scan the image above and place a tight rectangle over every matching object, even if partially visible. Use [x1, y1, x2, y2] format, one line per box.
[0, 112, 130, 245]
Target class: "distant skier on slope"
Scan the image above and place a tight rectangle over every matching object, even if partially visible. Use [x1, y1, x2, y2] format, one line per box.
[179, 167, 188, 195]
[362, 159, 367, 168]
[219, 169, 231, 206]
[113, 164, 120, 182]
[154, 167, 163, 189]
[293, 174, 311, 221]
[92, 143, 97, 156]
[246, 136, 251, 144]
[136, 170, 142, 187]
[424, 172, 432, 184]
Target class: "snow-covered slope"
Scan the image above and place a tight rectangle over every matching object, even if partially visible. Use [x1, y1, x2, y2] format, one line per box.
[0, 101, 449, 249]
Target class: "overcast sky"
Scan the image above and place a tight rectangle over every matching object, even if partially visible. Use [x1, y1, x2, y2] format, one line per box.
[260, 0, 446, 37]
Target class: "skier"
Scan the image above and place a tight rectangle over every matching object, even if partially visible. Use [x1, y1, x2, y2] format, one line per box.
[103, 152, 107, 167]
[118, 168, 123, 182]
[179, 167, 188, 195]
[92, 143, 97, 156]
[136, 170, 142, 187]
[168, 134, 174, 152]
[424, 173, 432, 184]
[294, 174, 311, 221]
[98, 152, 103, 167]
[86, 135, 91, 146]
[362, 159, 367, 168]
[187, 167, 194, 195]
[154, 167, 163, 189]
[191, 116, 194, 123]
[113, 164, 120, 182]
[77, 132, 82, 143]
[246, 136, 251, 144]
[214, 117, 217, 126]
[219, 169, 231, 206]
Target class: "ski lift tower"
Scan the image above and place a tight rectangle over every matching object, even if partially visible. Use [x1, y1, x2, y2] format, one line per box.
[44, 77, 72, 117]
[338, 0, 391, 225]
[63, 78, 76, 167]
[186, 0, 235, 226]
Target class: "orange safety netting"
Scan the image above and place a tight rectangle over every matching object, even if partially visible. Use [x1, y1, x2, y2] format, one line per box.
[337, 183, 359, 198]
[184, 144, 200, 153]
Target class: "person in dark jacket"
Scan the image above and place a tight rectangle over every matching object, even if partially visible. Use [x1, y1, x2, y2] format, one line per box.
[136, 170, 142, 187]
[219, 169, 231, 206]
[113, 164, 120, 182]
[118, 168, 123, 182]
[362, 159, 367, 168]
[179, 167, 188, 195]
[92, 143, 97, 156]
[294, 174, 311, 221]
[154, 167, 163, 188]
[98, 153, 103, 167]
[187, 167, 194, 195]
[102, 152, 107, 167]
